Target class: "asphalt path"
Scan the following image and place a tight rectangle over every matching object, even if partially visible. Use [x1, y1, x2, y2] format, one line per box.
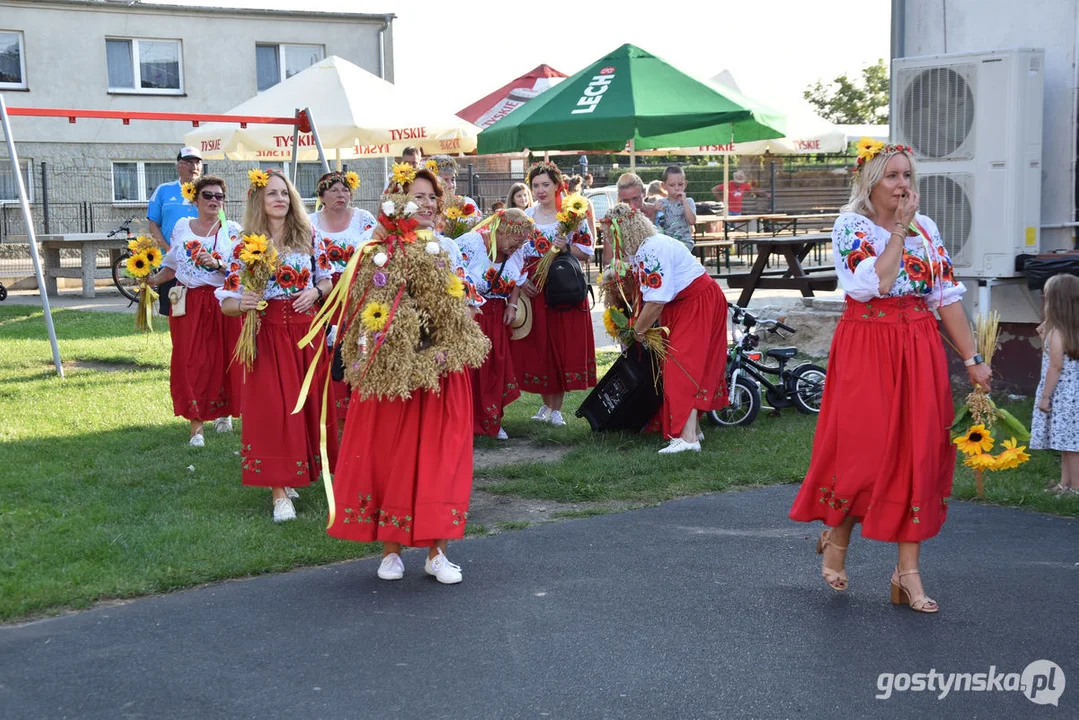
[1, 485, 1075, 720]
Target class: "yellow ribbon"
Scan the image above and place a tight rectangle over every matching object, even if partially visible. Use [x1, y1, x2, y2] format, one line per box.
[471, 212, 502, 261]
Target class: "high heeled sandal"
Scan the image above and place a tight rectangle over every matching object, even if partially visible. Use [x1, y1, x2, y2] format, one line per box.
[890, 568, 939, 613]
[815, 529, 848, 591]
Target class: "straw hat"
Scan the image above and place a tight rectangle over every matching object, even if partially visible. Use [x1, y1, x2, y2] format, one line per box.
[509, 294, 533, 340]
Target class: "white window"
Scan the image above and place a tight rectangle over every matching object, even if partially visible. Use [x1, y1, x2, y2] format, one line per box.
[106, 38, 183, 94]
[112, 161, 176, 202]
[256, 43, 324, 91]
[257, 161, 322, 200]
[0, 30, 27, 90]
[0, 160, 32, 203]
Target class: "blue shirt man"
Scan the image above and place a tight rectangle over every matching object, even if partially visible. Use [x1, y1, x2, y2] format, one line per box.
[148, 146, 201, 250]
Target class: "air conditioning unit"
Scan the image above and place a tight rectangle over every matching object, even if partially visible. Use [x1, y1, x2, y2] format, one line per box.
[893, 49, 1043, 278]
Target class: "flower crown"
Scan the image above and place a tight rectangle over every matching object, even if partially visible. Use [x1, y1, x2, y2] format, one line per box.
[854, 137, 913, 170]
[424, 159, 440, 175]
[389, 162, 417, 190]
[316, 171, 360, 196]
[527, 160, 561, 180]
[432, 155, 458, 174]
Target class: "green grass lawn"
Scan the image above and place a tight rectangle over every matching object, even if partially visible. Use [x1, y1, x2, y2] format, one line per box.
[1, 305, 1073, 622]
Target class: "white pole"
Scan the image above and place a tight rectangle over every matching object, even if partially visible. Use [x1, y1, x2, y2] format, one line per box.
[629, 138, 636, 172]
[335, 147, 342, 172]
[303, 106, 330, 174]
[290, 108, 302, 185]
[0, 95, 63, 377]
[723, 152, 729, 217]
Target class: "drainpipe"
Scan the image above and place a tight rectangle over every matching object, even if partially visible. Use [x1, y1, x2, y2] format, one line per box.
[890, 0, 906, 143]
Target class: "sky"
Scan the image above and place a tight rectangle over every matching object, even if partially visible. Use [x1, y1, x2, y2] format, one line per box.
[155, 0, 892, 116]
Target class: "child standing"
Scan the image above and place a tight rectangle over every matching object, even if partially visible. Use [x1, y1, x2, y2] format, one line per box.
[656, 166, 696, 252]
[1031, 273, 1079, 495]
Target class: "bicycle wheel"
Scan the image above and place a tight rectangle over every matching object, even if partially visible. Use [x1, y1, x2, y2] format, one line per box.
[112, 253, 139, 303]
[0, 282, 7, 301]
[792, 363, 827, 414]
[709, 375, 761, 427]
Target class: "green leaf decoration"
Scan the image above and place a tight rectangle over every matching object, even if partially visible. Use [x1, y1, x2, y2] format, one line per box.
[949, 404, 970, 431]
[995, 408, 1031, 443]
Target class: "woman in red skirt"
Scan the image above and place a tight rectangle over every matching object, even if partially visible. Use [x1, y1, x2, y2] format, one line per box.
[789, 142, 991, 612]
[309, 171, 376, 422]
[217, 170, 337, 523]
[328, 165, 490, 584]
[604, 203, 729, 453]
[511, 161, 596, 427]
[149, 174, 242, 446]
[457, 208, 534, 438]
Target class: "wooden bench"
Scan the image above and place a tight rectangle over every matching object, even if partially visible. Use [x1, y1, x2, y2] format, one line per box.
[692, 237, 735, 272]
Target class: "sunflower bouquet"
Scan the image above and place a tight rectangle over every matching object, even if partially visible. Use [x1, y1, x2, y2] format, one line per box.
[602, 306, 669, 359]
[124, 235, 163, 332]
[441, 195, 479, 239]
[950, 311, 1031, 496]
[231, 233, 280, 370]
[529, 193, 590, 289]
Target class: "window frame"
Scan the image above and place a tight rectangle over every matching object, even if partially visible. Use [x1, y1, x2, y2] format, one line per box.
[255, 42, 324, 92]
[0, 29, 27, 90]
[0, 159, 33, 204]
[111, 161, 177, 204]
[257, 161, 322, 201]
[106, 37, 184, 96]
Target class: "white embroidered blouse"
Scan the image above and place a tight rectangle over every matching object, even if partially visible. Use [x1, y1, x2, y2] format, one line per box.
[831, 212, 965, 308]
[309, 208, 377, 276]
[457, 229, 527, 299]
[519, 205, 594, 259]
[630, 234, 707, 303]
[215, 230, 332, 304]
[164, 217, 242, 289]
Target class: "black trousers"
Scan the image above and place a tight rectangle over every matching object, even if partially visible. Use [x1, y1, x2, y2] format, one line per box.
[157, 277, 176, 316]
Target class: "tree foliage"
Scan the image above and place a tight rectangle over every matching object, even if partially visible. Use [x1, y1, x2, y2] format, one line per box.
[804, 59, 890, 125]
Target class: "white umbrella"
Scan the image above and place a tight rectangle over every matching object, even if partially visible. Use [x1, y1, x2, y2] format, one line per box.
[185, 56, 480, 162]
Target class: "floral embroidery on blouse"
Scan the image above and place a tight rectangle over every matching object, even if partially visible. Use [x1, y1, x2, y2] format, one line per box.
[458, 229, 525, 301]
[310, 208, 375, 276]
[520, 206, 593, 257]
[163, 218, 242, 289]
[216, 230, 331, 303]
[633, 252, 664, 289]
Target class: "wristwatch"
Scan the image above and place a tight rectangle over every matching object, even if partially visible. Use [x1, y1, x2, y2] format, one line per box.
[964, 353, 985, 367]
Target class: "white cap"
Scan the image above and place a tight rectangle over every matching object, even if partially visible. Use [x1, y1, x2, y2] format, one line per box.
[177, 146, 202, 160]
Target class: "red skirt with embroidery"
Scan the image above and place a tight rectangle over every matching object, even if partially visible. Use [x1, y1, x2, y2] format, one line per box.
[328, 370, 474, 547]
[472, 297, 520, 436]
[658, 274, 730, 438]
[789, 296, 955, 542]
[168, 285, 243, 421]
[510, 258, 597, 394]
[239, 299, 338, 488]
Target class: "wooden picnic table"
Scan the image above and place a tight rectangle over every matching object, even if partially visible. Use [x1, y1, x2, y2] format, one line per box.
[34, 233, 130, 298]
[761, 213, 840, 236]
[724, 233, 837, 307]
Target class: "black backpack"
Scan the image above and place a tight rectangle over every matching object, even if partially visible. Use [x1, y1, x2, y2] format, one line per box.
[544, 252, 590, 309]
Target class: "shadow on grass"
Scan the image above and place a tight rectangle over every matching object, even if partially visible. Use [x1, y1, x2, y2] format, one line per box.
[0, 306, 157, 342]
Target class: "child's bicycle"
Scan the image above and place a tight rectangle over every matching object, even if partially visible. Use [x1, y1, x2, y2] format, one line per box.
[709, 305, 827, 427]
[108, 216, 139, 303]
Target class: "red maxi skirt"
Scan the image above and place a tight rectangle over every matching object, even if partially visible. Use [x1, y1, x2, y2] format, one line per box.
[168, 285, 243, 421]
[510, 258, 597, 394]
[472, 297, 521, 436]
[658, 274, 730, 438]
[329, 371, 474, 547]
[239, 299, 338, 488]
[789, 296, 955, 542]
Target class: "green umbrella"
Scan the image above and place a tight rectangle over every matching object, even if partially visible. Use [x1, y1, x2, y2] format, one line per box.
[477, 44, 787, 156]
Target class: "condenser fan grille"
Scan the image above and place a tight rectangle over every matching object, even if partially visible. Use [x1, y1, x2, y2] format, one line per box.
[901, 67, 975, 159]
[918, 174, 973, 267]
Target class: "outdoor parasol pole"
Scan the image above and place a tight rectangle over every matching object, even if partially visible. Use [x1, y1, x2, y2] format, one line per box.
[335, 148, 342, 172]
[303, 106, 330, 174]
[629, 138, 636, 172]
[290, 108, 302, 184]
[723, 152, 729, 218]
[0, 95, 63, 378]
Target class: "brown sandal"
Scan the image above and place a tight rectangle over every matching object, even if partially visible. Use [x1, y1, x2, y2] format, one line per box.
[890, 567, 939, 613]
[816, 529, 848, 591]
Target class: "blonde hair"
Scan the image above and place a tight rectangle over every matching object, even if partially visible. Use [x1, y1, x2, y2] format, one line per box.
[506, 182, 532, 208]
[605, 202, 655, 256]
[244, 170, 313, 254]
[1043, 273, 1079, 360]
[646, 180, 665, 197]
[846, 147, 918, 218]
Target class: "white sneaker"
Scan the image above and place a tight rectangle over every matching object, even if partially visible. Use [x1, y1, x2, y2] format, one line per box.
[377, 553, 404, 581]
[214, 417, 233, 433]
[424, 549, 463, 584]
[284, 487, 299, 500]
[531, 405, 552, 423]
[189, 433, 205, 448]
[549, 410, 566, 427]
[496, 427, 509, 440]
[697, 430, 705, 442]
[272, 497, 296, 522]
[658, 438, 702, 454]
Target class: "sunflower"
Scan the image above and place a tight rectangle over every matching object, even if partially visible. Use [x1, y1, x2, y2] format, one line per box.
[994, 438, 1031, 470]
[143, 246, 163, 268]
[247, 169, 270, 188]
[555, 210, 571, 225]
[425, 159, 439, 174]
[345, 171, 360, 190]
[563, 193, 589, 216]
[855, 137, 885, 163]
[444, 206, 464, 220]
[181, 182, 196, 202]
[602, 307, 620, 339]
[954, 424, 994, 456]
[446, 274, 465, 299]
[238, 234, 270, 264]
[361, 301, 391, 332]
[964, 453, 997, 471]
[391, 162, 417, 187]
[126, 252, 152, 278]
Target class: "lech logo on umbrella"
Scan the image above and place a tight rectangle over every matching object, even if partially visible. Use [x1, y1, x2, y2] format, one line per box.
[600, 67, 615, 75]
[572, 73, 616, 115]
